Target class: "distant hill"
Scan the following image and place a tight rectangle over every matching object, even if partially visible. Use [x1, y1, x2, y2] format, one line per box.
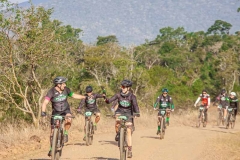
[20, 0, 240, 45]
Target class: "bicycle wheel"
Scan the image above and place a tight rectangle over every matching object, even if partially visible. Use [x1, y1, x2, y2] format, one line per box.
[86, 120, 90, 146]
[119, 127, 126, 160]
[231, 113, 235, 129]
[89, 122, 93, 145]
[162, 118, 166, 139]
[160, 117, 164, 139]
[51, 128, 59, 160]
[226, 113, 230, 129]
[203, 112, 206, 127]
[217, 111, 221, 126]
[196, 112, 201, 128]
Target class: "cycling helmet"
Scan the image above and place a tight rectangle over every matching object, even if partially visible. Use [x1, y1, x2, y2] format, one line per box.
[230, 92, 236, 96]
[221, 89, 226, 94]
[86, 86, 93, 93]
[53, 76, 67, 85]
[121, 80, 132, 87]
[162, 88, 169, 93]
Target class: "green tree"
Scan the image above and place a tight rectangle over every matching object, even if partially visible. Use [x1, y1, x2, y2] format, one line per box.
[96, 35, 118, 46]
[207, 20, 232, 35]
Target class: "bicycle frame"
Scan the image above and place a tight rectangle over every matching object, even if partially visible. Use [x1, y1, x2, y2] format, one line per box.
[226, 108, 236, 129]
[196, 106, 206, 128]
[157, 108, 170, 139]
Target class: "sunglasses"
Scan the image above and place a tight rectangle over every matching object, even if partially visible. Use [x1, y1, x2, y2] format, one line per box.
[163, 92, 168, 94]
[121, 86, 127, 89]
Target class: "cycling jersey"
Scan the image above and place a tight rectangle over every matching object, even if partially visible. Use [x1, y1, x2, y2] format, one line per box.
[45, 87, 73, 112]
[228, 97, 238, 109]
[154, 95, 174, 109]
[105, 92, 140, 114]
[78, 93, 104, 110]
[215, 93, 229, 107]
[195, 94, 210, 106]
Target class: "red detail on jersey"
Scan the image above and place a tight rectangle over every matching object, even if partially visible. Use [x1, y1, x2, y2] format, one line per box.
[200, 94, 209, 106]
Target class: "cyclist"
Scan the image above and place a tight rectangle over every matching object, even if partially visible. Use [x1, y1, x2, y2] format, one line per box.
[214, 89, 229, 121]
[194, 89, 210, 126]
[153, 88, 174, 134]
[104, 80, 140, 158]
[77, 86, 105, 141]
[41, 76, 85, 157]
[227, 92, 238, 119]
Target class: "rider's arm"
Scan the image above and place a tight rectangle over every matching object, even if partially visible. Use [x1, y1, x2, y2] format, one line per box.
[132, 94, 140, 114]
[194, 97, 201, 106]
[41, 99, 50, 112]
[208, 96, 210, 108]
[71, 93, 86, 99]
[153, 96, 160, 108]
[105, 94, 118, 104]
[96, 93, 104, 99]
[169, 97, 174, 109]
[78, 99, 85, 110]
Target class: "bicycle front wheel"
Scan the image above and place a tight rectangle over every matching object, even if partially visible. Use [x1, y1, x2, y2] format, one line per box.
[51, 128, 59, 160]
[119, 127, 126, 160]
[160, 117, 164, 139]
[86, 120, 90, 146]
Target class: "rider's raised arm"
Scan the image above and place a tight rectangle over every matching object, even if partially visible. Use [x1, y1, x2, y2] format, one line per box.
[41, 99, 50, 112]
[105, 94, 118, 104]
[131, 94, 140, 114]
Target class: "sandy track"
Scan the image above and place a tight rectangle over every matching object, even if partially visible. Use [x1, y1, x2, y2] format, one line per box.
[21, 116, 240, 160]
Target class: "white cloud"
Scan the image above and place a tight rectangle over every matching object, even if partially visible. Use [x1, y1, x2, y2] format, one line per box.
[8, 0, 28, 3]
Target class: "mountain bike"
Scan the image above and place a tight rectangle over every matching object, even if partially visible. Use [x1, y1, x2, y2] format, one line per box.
[106, 114, 138, 160]
[156, 108, 170, 139]
[217, 105, 225, 126]
[226, 108, 236, 129]
[196, 106, 207, 128]
[51, 115, 75, 160]
[85, 111, 94, 146]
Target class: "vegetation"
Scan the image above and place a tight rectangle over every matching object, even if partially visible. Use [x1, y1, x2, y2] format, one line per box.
[0, 1, 239, 126]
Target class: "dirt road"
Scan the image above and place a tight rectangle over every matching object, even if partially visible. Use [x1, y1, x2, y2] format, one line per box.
[20, 116, 240, 160]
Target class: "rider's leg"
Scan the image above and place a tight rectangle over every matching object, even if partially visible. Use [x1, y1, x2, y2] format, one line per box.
[126, 122, 133, 157]
[223, 107, 227, 120]
[64, 113, 72, 134]
[157, 115, 161, 134]
[94, 112, 101, 125]
[204, 108, 208, 122]
[166, 111, 170, 124]
[115, 114, 121, 141]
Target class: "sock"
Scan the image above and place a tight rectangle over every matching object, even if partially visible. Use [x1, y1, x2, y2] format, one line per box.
[166, 117, 170, 122]
[128, 146, 132, 151]
[49, 147, 52, 151]
[158, 126, 161, 130]
[94, 123, 97, 126]
[64, 130, 68, 135]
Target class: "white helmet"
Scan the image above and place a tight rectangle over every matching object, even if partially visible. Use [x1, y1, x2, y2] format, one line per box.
[230, 92, 236, 96]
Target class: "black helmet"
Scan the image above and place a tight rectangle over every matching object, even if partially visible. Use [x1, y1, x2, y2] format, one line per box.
[86, 86, 93, 93]
[202, 89, 207, 93]
[121, 80, 132, 87]
[221, 89, 226, 94]
[53, 76, 67, 85]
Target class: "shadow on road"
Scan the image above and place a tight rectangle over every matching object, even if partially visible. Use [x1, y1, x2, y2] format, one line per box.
[140, 136, 159, 139]
[65, 142, 86, 146]
[30, 159, 50, 160]
[98, 140, 118, 146]
[91, 157, 119, 160]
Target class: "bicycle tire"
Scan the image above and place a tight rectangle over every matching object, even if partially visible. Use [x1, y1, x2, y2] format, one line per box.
[217, 111, 221, 126]
[86, 120, 90, 146]
[119, 127, 126, 160]
[160, 117, 164, 139]
[89, 122, 93, 145]
[231, 113, 235, 129]
[196, 112, 201, 128]
[51, 128, 59, 160]
[226, 113, 230, 129]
